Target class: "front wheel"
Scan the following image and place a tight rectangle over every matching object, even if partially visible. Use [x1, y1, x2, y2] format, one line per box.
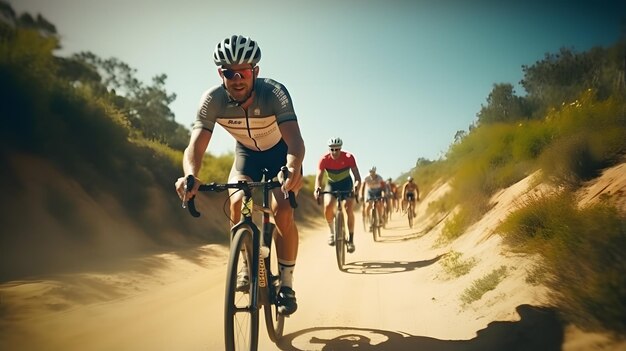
[370, 207, 379, 242]
[335, 211, 346, 270]
[408, 204, 414, 229]
[224, 228, 259, 351]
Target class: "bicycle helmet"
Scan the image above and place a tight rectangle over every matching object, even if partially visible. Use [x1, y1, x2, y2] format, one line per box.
[327, 137, 343, 147]
[213, 35, 261, 66]
[369, 166, 377, 172]
[407, 176, 413, 181]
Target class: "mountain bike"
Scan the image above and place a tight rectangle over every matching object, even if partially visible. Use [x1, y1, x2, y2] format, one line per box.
[368, 196, 385, 241]
[184, 167, 297, 351]
[318, 190, 357, 270]
[405, 199, 416, 229]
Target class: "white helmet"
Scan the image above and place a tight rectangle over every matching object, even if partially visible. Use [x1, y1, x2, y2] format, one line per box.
[327, 137, 343, 147]
[369, 166, 377, 172]
[407, 176, 413, 181]
[213, 35, 261, 66]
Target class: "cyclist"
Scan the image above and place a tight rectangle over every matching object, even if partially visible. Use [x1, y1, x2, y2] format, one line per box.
[174, 35, 304, 316]
[314, 137, 361, 253]
[361, 166, 386, 231]
[401, 176, 420, 217]
[387, 178, 399, 212]
[382, 178, 396, 221]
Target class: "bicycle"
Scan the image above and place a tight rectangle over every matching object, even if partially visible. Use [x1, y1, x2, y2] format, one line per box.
[318, 190, 357, 271]
[184, 167, 297, 351]
[405, 198, 416, 229]
[368, 196, 385, 242]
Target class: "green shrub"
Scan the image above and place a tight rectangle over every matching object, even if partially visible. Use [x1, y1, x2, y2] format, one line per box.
[499, 192, 626, 333]
[439, 251, 477, 278]
[460, 265, 508, 304]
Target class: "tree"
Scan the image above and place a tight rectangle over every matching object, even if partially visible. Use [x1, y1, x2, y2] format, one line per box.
[476, 83, 527, 125]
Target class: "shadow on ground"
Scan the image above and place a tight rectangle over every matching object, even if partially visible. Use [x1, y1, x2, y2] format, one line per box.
[278, 304, 563, 351]
[342, 255, 443, 274]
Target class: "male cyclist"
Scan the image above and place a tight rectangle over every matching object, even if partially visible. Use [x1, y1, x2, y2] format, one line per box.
[361, 166, 386, 231]
[387, 178, 399, 212]
[175, 35, 304, 316]
[314, 137, 362, 253]
[402, 176, 420, 217]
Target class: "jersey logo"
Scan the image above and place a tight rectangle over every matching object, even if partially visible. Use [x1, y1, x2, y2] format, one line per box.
[228, 120, 243, 125]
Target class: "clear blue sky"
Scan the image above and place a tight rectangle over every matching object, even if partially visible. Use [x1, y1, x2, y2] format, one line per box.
[11, 0, 625, 178]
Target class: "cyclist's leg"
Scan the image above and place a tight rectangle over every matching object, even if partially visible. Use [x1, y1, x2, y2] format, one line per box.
[271, 187, 299, 315]
[323, 193, 336, 232]
[345, 197, 356, 242]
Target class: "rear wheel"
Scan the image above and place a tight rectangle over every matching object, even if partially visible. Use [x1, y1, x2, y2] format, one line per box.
[263, 229, 284, 343]
[224, 228, 259, 351]
[335, 211, 345, 270]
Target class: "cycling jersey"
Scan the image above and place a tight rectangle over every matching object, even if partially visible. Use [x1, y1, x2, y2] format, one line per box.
[318, 151, 357, 183]
[363, 174, 384, 190]
[363, 174, 385, 202]
[193, 78, 297, 151]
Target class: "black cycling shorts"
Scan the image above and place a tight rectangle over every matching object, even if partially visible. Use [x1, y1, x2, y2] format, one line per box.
[234, 139, 288, 181]
[406, 192, 415, 201]
[325, 177, 354, 195]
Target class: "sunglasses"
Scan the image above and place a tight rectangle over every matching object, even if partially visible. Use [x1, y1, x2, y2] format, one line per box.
[219, 68, 255, 80]
[330, 148, 341, 152]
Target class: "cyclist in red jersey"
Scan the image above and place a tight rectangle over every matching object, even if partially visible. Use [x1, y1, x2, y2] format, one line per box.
[314, 137, 361, 253]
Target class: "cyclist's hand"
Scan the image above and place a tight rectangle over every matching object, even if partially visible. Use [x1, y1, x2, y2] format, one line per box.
[175, 175, 201, 202]
[314, 187, 321, 200]
[278, 166, 302, 193]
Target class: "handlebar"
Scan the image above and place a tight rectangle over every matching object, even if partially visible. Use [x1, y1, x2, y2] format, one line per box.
[184, 167, 297, 217]
[316, 189, 359, 205]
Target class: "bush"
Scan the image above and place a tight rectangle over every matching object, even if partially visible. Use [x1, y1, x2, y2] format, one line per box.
[499, 192, 626, 333]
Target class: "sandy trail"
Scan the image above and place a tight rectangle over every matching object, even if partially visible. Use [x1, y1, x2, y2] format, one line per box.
[3, 163, 625, 351]
[0, 212, 553, 351]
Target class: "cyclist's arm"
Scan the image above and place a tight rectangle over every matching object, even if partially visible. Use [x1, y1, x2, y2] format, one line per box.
[314, 167, 324, 197]
[278, 120, 305, 191]
[351, 166, 361, 192]
[183, 128, 211, 177]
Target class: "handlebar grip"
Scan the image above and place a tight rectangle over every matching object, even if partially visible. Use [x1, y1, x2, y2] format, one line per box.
[288, 191, 298, 208]
[185, 175, 201, 217]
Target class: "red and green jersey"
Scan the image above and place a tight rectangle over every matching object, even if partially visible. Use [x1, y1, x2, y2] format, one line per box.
[318, 151, 357, 183]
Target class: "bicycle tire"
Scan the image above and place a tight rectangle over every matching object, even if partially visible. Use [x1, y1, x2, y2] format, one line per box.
[335, 210, 345, 270]
[224, 228, 259, 351]
[370, 206, 379, 242]
[262, 231, 284, 343]
[408, 204, 414, 229]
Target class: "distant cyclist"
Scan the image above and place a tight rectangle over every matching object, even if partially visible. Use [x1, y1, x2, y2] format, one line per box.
[387, 178, 399, 212]
[401, 176, 420, 217]
[361, 166, 386, 231]
[314, 137, 361, 253]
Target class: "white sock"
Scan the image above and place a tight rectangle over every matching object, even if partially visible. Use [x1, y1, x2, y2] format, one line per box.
[278, 259, 296, 289]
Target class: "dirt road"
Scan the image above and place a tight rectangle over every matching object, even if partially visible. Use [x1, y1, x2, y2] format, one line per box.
[0, 207, 566, 351]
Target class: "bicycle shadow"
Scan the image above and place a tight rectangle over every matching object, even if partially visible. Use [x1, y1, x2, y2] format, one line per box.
[278, 304, 563, 351]
[342, 254, 443, 274]
[375, 229, 428, 243]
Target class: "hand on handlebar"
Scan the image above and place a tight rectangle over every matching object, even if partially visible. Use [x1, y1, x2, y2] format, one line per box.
[277, 166, 302, 193]
[175, 175, 201, 205]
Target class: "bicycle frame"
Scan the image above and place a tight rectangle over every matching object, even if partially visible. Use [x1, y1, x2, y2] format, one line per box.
[319, 190, 355, 270]
[184, 167, 296, 350]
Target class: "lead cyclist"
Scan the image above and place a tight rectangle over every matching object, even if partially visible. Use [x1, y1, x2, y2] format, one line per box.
[174, 35, 304, 316]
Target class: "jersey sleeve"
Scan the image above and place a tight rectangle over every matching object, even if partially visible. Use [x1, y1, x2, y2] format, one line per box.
[192, 86, 223, 132]
[264, 78, 297, 124]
